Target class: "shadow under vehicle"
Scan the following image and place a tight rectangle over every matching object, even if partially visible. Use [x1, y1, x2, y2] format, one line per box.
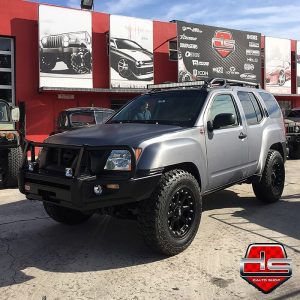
[110, 38, 153, 80]
[51, 107, 115, 135]
[0, 100, 23, 187]
[285, 107, 300, 159]
[40, 31, 92, 74]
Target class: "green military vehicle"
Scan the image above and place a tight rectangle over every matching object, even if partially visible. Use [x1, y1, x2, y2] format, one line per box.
[0, 100, 23, 188]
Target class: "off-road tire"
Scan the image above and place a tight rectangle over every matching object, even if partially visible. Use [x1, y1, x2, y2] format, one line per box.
[138, 169, 202, 256]
[6, 146, 23, 187]
[40, 54, 56, 72]
[252, 150, 285, 203]
[43, 202, 93, 225]
[70, 48, 92, 74]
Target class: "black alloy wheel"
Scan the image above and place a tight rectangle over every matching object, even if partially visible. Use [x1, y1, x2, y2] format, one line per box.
[167, 187, 196, 238]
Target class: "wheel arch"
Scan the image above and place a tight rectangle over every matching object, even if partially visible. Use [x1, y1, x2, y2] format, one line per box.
[163, 162, 202, 189]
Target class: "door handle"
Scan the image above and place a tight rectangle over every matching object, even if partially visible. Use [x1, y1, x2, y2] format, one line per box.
[239, 132, 247, 139]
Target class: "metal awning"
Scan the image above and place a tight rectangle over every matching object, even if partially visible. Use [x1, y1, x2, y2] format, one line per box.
[39, 87, 147, 94]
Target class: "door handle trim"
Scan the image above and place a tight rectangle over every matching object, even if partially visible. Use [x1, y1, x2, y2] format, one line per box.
[239, 132, 247, 139]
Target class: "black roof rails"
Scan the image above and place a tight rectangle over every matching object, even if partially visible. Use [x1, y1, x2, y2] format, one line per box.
[147, 78, 260, 91]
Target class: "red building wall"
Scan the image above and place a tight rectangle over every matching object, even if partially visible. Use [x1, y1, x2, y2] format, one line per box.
[0, 0, 178, 142]
[0, 0, 300, 143]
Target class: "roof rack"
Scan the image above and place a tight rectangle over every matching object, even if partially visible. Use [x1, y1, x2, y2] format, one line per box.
[147, 78, 260, 91]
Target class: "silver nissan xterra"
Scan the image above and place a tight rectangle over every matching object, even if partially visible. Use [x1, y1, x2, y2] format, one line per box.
[19, 78, 287, 256]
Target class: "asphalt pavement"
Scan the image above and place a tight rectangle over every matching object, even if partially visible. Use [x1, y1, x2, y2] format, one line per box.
[0, 160, 299, 300]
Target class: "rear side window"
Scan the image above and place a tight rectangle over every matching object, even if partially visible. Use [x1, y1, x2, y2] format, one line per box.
[237, 91, 263, 125]
[258, 92, 281, 118]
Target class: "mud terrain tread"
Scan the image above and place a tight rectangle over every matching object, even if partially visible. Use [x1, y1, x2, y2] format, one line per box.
[138, 169, 201, 256]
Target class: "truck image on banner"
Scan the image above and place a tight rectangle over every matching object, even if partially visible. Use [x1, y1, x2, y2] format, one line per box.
[176, 21, 261, 84]
[39, 5, 93, 89]
[110, 15, 154, 89]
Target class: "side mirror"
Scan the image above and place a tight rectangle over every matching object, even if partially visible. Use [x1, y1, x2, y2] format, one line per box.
[11, 107, 20, 122]
[213, 113, 236, 129]
[207, 120, 214, 132]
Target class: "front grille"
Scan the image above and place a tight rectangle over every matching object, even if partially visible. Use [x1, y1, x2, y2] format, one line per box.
[45, 36, 63, 48]
[285, 123, 300, 134]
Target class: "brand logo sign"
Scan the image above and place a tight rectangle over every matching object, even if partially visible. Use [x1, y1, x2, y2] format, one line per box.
[247, 34, 258, 41]
[226, 66, 239, 75]
[246, 49, 260, 56]
[185, 51, 201, 58]
[240, 73, 257, 80]
[182, 26, 202, 33]
[249, 41, 260, 48]
[244, 63, 255, 71]
[192, 60, 209, 66]
[247, 57, 259, 63]
[212, 30, 235, 58]
[193, 69, 209, 77]
[213, 67, 224, 74]
[180, 34, 197, 41]
[180, 43, 198, 49]
[240, 244, 292, 294]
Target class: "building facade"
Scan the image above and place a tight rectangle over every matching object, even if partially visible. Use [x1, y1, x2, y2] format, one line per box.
[0, 0, 299, 142]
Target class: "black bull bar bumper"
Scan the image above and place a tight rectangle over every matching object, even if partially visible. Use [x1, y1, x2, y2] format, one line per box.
[18, 141, 161, 211]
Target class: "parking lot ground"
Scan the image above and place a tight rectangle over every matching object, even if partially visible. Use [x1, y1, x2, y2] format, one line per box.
[0, 160, 299, 300]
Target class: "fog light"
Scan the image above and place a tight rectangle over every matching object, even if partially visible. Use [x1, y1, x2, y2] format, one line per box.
[28, 162, 37, 172]
[94, 185, 103, 195]
[24, 184, 31, 192]
[65, 168, 73, 178]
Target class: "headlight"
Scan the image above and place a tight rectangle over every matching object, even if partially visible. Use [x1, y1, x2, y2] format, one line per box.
[41, 37, 47, 45]
[136, 61, 144, 67]
[105, 150, 131, 171]
[63, 35, 69, 47]
[295, 126, 300, 133]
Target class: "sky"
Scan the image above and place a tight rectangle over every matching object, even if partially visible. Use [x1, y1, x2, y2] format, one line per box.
[29, 0, 300, 40]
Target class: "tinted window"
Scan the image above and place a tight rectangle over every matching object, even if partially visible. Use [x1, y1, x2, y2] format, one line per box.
[258, 92, 281, 118]
[0, 38, 11, 51]
[209, 94, 238, 128]
[287, 110, 300, 118]
[237, 92, 263, 125]
[115, 39, 141, 50]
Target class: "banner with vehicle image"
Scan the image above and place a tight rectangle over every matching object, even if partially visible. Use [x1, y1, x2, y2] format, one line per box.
[176, 21, 261, 84]
[39, 5, 92, 88]
[297, 41, 300, 94]
[265, 37, 291, 94]
[110, 15, 154, 89]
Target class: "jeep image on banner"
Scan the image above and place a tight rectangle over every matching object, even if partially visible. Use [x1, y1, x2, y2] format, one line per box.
[297, 41, 300, 94]
[110, 15, 154, 89]
[265, 37, 291, 94]
[176, 21, 261, 84]
[39, 5, 93, 88]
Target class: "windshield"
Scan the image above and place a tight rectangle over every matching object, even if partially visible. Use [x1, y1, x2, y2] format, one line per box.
[108, 90, 208, 127]
[287, 110, 300, 118]
[70, 112, 96, 127]
[0, 101, 9, 122]
[115, 39, 142, 50]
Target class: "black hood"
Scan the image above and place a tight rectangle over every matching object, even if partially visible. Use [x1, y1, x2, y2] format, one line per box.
[46, 123, 183, 148]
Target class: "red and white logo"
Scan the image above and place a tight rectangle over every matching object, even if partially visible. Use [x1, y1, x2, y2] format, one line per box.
[212, 30, 235, 58]
[240, 244, 292, 294]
